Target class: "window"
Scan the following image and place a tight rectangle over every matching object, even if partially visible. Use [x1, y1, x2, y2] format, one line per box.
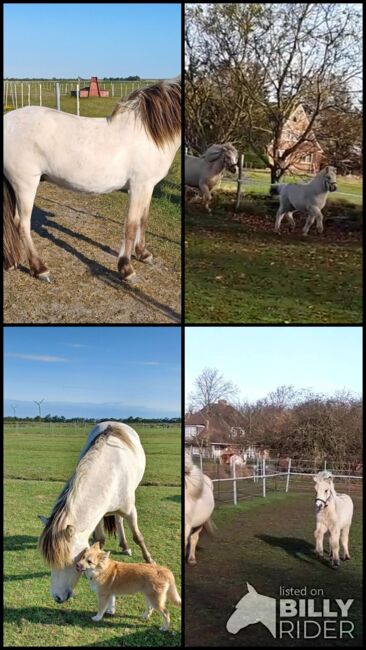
[303, 153, 313, 163]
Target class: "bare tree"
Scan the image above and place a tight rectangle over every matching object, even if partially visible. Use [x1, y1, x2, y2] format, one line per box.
[185, 3, 362, 181]
[188, 367, 239, 411]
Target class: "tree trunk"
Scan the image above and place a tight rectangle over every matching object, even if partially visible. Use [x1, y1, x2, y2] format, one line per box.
[270, 165, 284, 184]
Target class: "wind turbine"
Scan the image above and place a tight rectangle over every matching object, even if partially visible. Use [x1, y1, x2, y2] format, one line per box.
[34, 398, 45, 418]
[11, 404, 17, 418]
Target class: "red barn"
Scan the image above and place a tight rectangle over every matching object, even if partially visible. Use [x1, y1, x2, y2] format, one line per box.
[71, 76, 109, 98]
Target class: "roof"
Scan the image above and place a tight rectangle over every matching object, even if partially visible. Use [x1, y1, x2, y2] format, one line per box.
[185, 401, 245, 442]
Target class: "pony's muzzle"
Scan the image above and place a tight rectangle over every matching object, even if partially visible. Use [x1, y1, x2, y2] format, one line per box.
[54, 590, 73, 604]
[228, 164, 238, 174]
[329, 183, 337, 192]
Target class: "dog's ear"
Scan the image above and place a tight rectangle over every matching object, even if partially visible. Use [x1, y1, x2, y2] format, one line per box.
[92, 541, 101, 550]
[101, 551, 110, 561]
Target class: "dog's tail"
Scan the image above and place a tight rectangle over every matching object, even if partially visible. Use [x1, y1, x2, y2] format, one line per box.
[3, 175, 22, 270]
[167, 573, 181, 607]
[269, 183, 282, 196]
[103, 515, 117, 538]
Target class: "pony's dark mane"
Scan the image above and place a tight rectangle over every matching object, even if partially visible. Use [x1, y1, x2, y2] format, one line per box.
[111, 79, 181, 148]
[38, 424, 136, 568]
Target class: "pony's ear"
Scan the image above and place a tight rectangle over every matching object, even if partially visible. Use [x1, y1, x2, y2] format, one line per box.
[38, 515, 49, 526]
[313, 476, 319, 483]
[65, 524, 75, 541]
[247, 582, 257, 594]
[326, 476, 333, 484]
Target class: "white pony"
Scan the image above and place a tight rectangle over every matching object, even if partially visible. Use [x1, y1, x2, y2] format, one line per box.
[4, 78, 181, 282]
[185, 143, 238, 212]
[38, 421, 154, 603]
[270, 166, 337, 235]
[313, 470, 353, 568]
[185, 455, 215, 565]
[230, 454, 245, 473]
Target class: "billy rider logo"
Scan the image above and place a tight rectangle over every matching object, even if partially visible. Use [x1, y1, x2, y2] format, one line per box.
[226, 583, 354, 640]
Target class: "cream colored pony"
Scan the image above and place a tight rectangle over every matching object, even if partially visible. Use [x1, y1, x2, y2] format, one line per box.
[185, 455, 215, 565]
[313, 471, 353, 568]
[185, 144, 238, 212]
[38, 421, 154, 603]
[4, 78, 181, 282]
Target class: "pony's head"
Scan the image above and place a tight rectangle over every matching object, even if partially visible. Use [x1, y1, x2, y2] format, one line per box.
[227, 583, 276, 636]
[204, 143, 238, 174]
[313, 471, 334, 512]
[321, 165, 337, 192]
[38, 514, 88, 603]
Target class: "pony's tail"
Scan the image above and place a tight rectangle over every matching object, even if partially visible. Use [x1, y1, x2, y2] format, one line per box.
[3, 175, 22, 270]
[269, 184, 281, 196]
[103, 515, 117, 538]
[167, 574, 181, 607]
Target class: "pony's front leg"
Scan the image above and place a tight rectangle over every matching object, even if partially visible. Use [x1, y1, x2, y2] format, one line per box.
[17, 180, 52, 281]
[187, 526, 202, 565]
[314, 522, 327, 558]
[118, 185, 153, 281]
[302, 213, 316, 236]
[329, 528, 341, 568]
[313, 207, 324, 234]
[286, 212, 296, 232]
[340, 525, 351, 561]
[92, 519, 106, 548]
[199, 181, 212, 213]
[116, 516, 132, 556]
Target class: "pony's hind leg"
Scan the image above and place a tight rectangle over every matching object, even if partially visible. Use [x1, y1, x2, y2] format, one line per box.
[118, 184, 154, 281]
[116, 516, 132, 556]
[187, 526, 203, 565]
[274, 208, 286, 233]
[125, 504, 154, 563]
[286, 212, 296, 231]
[302, 212, 316, 236]
[92, 518, 106, 548]
[340, 525, 351, 561]
[199, 181, 212, 213]
[16, 179, 51, 280]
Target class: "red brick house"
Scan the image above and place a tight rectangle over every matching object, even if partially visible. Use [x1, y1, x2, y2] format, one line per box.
[185, 400, 245, 444]
[267, 105, 326, 173]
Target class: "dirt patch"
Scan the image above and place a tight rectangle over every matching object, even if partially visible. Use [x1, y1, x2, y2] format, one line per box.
[4, 182, 181, 323]
[185, 494, 362, 647]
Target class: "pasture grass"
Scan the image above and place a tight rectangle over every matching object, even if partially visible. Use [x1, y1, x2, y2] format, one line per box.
[220, 170, 362, 204]
[185, 492, 362, 647]
[4, 425, 181, 646]
[185, 194, 362, 324]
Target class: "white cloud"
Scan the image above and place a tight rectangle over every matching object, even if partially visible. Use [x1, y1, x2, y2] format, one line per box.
[6, 353, 71, 363]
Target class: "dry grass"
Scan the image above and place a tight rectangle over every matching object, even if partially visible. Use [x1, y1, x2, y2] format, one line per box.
[4, 160, 181, 324]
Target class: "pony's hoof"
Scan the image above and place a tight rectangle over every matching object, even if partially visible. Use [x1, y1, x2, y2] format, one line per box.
[342, 555, 351, 561]
[92, 615, 102, 622]
[120, 548, 132, 556]
[106, 609, 115, 616]
[331, 559, 340, 569]
[136, 249, 153, 264]
[187, 559, 197, 566]
[37, 271, 52, 283]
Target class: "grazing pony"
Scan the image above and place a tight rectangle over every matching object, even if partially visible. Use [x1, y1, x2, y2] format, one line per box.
[4, 78, 181, 282]
[270, 166, 337, 235]
[185, 144, 238, 212]
[313, 471, 353, 568]
[38, 421, 154, 603]
[185, 455, 215, 565]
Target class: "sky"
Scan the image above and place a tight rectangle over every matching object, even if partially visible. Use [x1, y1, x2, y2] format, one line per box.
[4, 327, 181, 418]
[4, 3, 181, 78]
[185, 327, 362, 405]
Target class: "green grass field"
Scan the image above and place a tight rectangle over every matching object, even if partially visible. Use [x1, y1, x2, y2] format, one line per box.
[185, 192, 362, 324]
[186, 493, 362, 647]
[4, 425, 181, 647]
[220, 169, 362, 204]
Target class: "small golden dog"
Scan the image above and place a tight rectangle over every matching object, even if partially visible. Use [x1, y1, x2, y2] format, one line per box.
[76, 542, 181, 631]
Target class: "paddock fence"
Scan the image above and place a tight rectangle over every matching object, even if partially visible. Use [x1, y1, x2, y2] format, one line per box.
[188, 451, 363, 506]
[185, 148, 362, 206]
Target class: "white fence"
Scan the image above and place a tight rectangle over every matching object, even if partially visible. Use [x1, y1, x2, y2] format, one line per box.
[189, 452, 362, 505]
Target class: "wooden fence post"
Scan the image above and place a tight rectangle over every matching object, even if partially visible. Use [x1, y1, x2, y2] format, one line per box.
[235, 153, 244, 211]
[28, 84, 31, 105]
[286, 458, 292, 493]
[76, 83, 80, 116]
[56, 83, 61, 111]
[39, 84, 42, 106]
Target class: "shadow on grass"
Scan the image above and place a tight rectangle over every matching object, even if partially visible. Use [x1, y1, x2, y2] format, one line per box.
[4, 606, 142, 629]
[4, 535, 39, 551]
[164, 495, 181, 503]
[26, 207, 181, 323]
[4, 572, 49, 582]
[255, 534, 325, 564]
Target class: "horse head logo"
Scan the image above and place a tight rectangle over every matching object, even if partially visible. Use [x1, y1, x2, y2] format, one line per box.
[226, 583, 276, 638]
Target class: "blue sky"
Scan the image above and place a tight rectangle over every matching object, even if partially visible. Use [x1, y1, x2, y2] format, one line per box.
[185, 327, 362, 404]
[4, 3, 181, 78]
[4, 327, 181, 418]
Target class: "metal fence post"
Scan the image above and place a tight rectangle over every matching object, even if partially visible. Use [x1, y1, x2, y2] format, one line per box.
[286, 458, 291, 492]
[39, 84, 42, 106]
[76, 83, 80, 116]
[233, 461, 237, 505]
[262, 457, 266, 497]
[199, 453, 203, 472]
[235, 153, 244, 210]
